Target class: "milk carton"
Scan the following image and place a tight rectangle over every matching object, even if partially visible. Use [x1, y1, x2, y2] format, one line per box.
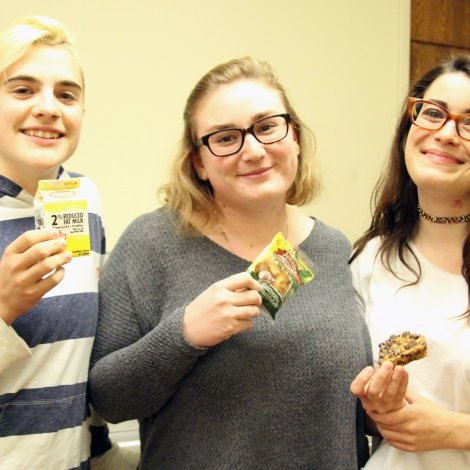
[34, 178, 90, 257]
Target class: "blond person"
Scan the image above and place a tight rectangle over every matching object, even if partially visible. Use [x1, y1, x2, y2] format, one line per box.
[90, 57, 371, 469]
[0, 16, 137, 469]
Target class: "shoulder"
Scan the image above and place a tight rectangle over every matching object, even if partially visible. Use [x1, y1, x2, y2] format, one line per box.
[102, 208, 172, 278]
[122, 206, 175, 237]
[349, 236, 382, 295]
[310, 219, 353, 253]
[315, 219, 350, 241]
[296, 218, 354, 274]
[111, 207, 181, 255]
[350, 236, 382, 270]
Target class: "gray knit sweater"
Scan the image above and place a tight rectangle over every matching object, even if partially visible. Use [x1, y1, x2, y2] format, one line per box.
[90, 207, 371, 469]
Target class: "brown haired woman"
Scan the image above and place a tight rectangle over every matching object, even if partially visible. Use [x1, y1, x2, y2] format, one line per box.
[350, 55, 470, 469]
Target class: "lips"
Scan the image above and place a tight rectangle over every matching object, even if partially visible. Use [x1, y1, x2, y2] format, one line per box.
[240, 166, 273, 177]
[423, 149, 464, 164]
[22, 129, 63, 139]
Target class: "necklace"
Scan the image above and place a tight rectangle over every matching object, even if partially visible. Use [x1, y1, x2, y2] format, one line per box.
[417, 205, 470, 224]
[219, 216, 289, 252]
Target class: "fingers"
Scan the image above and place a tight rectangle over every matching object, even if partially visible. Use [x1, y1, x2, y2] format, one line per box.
[376, 426, 409, 447]
[207, 289, 261, 321]
[0, 230, 72, 324]
[366, 361, 394, 395]
[350, 366, 375, 396]
[368, 407, 407, 427]
[368, 362, 407, 402]
[380, 366, 408, 407]
[231, 304, 261, 320]
[219, 272, 262, 293]
[210, 272, 262, 310]
[4, 230, 70, 276]
[35, 266, 67, 294]
[183, 272, 264, 347]
[6, 229, 64, 255]
[354, 361, 409, 415]
[22, 245, 72, 284]
[228, 288, 262, 309]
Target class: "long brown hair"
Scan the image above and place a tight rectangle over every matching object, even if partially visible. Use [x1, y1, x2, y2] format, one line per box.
[350, 55, 470, 318]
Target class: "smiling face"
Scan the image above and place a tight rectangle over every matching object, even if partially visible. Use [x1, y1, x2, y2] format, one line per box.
[0, 44, 84, 194]
[192, 79, 299, 211]
[405, 72, 470, 209]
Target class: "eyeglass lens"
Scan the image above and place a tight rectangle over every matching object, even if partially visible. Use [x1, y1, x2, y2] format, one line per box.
[208, 114, 288, 156]
[412, 101, 470, 139]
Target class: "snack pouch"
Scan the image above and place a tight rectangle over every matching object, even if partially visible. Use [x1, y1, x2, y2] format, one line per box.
[247, 232, 314, 319]
[34, 178, 90, 257]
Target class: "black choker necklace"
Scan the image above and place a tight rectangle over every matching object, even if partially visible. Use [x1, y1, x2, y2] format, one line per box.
[417, 205, 470, 224]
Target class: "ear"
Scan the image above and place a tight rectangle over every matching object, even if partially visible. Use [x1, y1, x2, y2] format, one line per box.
[292, 128, 300, 155]
[192, 152, 209, 180]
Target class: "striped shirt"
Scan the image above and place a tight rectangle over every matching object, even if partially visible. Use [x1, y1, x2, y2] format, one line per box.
[0, 170, 105, 470]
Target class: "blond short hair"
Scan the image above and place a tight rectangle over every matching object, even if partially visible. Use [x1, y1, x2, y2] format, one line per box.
[0, 15, 81, 85]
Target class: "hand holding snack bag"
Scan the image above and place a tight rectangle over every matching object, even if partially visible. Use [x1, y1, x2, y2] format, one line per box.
[247, 232, 314, 319]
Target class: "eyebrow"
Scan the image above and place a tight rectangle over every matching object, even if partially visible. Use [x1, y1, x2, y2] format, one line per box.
[204, 110, 283, 133]
[3, 75, 83, 92]
[427, 99, 470, 114]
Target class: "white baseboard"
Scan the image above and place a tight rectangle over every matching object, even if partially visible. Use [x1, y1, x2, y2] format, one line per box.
[109, 420, 140, 451]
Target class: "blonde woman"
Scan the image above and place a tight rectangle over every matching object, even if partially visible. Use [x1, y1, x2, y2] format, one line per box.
[90, 57, 371, 469]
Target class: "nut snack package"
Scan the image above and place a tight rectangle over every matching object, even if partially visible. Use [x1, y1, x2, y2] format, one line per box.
[34, 178, 90, 257]
[247, 232, 314, 319]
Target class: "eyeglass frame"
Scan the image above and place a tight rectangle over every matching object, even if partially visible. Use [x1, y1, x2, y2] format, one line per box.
[194, 113, 292, 157]
[408, 97, 470, 141]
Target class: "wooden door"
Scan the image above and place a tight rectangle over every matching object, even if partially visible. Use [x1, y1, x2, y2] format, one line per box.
[410, 0, 470, 85]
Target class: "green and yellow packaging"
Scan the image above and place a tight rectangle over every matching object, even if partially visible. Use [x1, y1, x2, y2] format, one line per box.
[34, 178, 90, 257]
[247, 232, 314, 319]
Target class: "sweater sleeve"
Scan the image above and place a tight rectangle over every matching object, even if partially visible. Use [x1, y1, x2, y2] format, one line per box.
[89, 212, 208, 423]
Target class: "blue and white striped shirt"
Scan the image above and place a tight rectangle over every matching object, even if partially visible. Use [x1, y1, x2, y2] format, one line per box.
[0, 169, 105, 470]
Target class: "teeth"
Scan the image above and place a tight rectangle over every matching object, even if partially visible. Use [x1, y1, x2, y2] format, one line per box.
[24, 129, 61, 139]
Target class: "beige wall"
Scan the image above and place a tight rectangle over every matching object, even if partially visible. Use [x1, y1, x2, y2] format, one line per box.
[3, 0, 410, 249]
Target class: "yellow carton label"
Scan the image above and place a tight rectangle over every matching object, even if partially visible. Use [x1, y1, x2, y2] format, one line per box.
[38, 179, 80, 191]
[34, 178, 90, 257]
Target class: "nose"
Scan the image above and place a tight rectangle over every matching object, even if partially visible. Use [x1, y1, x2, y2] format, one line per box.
[241, 133, 266, 161]
[32, 91, 61, 119]
[434, 118, 460, 145]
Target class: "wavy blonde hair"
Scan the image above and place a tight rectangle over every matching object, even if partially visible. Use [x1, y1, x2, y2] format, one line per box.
[0, 15, 82, 85]
[159, 57, 319, 233]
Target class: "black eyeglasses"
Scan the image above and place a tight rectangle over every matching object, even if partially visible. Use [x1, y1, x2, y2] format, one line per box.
[194, 113, 292, 157]
[408, 97, 470, 141]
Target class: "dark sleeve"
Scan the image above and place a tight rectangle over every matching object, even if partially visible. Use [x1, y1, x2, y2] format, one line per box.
[89, 214, 207, 423]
